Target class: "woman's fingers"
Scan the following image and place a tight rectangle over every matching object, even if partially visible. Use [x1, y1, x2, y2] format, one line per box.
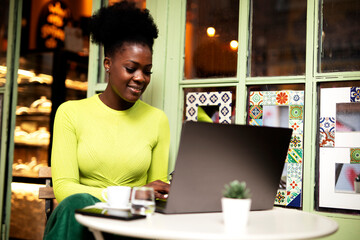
[144, 180, 170, 199]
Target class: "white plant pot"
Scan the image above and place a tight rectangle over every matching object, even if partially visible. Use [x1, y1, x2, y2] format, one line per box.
[355, 181, 360, 193]
[221, 197, 251, 232]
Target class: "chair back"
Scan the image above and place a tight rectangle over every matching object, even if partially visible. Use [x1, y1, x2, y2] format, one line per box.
[38, 167, 55, 220]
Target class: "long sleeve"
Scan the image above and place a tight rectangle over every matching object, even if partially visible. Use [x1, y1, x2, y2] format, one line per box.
[51, 103, 105, 202]
[147, 111, 170, 183]
[51, 96, 170, 203]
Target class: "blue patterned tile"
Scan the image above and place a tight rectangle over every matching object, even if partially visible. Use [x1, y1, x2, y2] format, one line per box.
[249, 105, 263, 119]
[289, 91, 304, 105]
[350, 87, 360, 102]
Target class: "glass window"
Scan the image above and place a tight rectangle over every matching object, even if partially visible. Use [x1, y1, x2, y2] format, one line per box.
[184, 0, 239, 79]
[10, 1, 92, 239]
[319, 0, 360, 72]
[317, 81, 360, 214]
[0, 0, 9, 87]
[109, 0, 146, 8]
[250, 0, 307, 77]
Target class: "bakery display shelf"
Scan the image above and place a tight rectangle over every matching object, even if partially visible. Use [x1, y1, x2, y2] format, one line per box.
[15, 142, 49, 148]
[18, 82, 51, 87]
[17, 83, 51, 94]
[12, 176, 46, 184]
[15, 113, 50, 121]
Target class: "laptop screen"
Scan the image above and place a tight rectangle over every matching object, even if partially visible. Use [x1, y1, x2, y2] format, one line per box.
[158, 121, 292, 214]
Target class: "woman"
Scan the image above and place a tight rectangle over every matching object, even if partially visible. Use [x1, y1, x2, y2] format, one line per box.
[44, 2, 170, 239]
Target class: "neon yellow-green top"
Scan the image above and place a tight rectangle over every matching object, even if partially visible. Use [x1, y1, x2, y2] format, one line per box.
[197, 106, 213, 123]
[51, 95, 170, 202]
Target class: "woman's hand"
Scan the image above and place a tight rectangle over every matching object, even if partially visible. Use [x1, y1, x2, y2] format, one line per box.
[144, 180, 170, 199]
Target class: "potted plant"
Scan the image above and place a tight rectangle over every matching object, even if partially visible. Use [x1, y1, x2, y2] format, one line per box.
[221, 180, 251, 232]
[355, 174, 360, 193]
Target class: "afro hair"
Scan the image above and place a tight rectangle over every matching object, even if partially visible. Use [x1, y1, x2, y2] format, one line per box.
[89, 1, 158, 56]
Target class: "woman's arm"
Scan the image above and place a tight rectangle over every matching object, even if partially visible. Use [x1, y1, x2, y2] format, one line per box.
[146, 111, 170, 198]
[51, 103, 104, 202]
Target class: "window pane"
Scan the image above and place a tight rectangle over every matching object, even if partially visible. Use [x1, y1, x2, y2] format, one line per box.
[317, 81, 360, 214]
[0, 0, 9, 87]
[109, 0, 146, 8]
[184, 0, 239, 79]
[320, 0, 360, 72]
[10, 1, 92, 238]
[250, 0, 307, 77]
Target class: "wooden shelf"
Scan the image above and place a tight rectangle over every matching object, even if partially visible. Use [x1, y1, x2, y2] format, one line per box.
[15, 142, 49, 149]
[12, 176, 46, 184]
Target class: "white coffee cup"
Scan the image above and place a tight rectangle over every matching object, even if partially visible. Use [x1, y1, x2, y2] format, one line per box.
[102, 186, 131, 208]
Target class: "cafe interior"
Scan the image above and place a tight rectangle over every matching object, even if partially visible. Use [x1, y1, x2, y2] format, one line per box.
[0, 0, 359, 239]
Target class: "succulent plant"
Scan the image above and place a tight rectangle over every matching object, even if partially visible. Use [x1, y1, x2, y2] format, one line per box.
[223, 180, 251, 199]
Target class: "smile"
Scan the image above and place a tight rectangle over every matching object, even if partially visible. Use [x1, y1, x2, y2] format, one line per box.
[128, 85, 143, 94]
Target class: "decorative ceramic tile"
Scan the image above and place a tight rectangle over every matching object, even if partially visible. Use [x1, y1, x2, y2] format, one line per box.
[249, 91, 263, 105]
[287, 175, 301, 193]
[289, 91, 304, 105]
[249, 119, 263, 126]
[319, 117, 336, 147]
[187, 107, 196, 118]
[198, 93, 208, 104]
[319, 117, 336, 133]
[319, 131, 335, 147]
[255, 90, 305, 208]
[287, 148, 303, 163]
[289, 120, 303, 134]
[289, 105, 303, 120]
[287, 191, 300, 204]
[350, 148, 360, 163]
[290, 134, 303, 148]
[286, 164, 302, 207]
[350, 87, 360, 102]
[187, 94, 196, 104]
[263, 91, 276, 105]
[275, 91, 290, 105]
[249, 105, 263, 119]
[287, 163, 302, 179]
[222, 92, 231, 103]
[274, 190, 287, 206]
[219, 106, 231, 123]
[249, 90, 305, 208]
[186, 91, 232, 124]
[287, 181, 301, 192]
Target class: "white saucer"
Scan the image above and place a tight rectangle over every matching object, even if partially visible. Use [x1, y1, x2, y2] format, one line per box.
[94, 202, 130, 210]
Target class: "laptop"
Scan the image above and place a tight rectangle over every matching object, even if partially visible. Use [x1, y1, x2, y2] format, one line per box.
[156, 121, 292, 214]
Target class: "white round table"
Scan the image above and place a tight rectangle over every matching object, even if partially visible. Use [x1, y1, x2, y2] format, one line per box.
[75, 207, 338, 240]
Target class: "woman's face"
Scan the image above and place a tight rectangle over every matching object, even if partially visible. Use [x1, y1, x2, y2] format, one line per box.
[105, 42, 152, 105]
